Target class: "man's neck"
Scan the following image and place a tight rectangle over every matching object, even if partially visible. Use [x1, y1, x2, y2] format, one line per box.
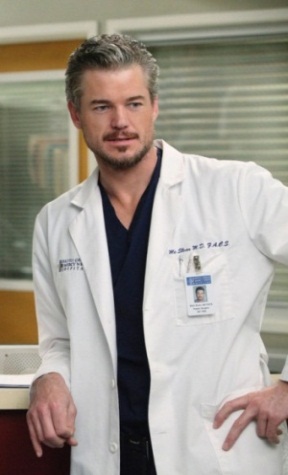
[98, 147, 158, 229]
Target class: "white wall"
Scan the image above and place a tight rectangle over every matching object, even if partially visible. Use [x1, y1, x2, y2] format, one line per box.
[1, 0, 288, 28]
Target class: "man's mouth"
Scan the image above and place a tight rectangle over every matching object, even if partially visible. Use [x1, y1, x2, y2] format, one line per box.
[104, 133, 138, 142]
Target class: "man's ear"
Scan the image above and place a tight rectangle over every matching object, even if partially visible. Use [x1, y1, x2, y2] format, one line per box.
[68, 101, 82, 129]
[152, 96, 159, 123]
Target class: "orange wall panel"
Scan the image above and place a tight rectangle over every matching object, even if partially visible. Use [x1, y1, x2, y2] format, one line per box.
[0, 291, 38, 344]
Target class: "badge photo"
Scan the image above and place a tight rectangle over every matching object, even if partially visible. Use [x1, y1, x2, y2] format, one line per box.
[185, 274, 215, 317]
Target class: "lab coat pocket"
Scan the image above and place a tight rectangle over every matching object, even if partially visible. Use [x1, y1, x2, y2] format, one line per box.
[173, 249, 235, 326]
[201, 393, 285, 475]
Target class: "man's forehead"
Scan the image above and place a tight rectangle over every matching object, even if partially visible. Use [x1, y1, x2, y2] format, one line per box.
[82, 64, 146, 80]
[80, 65, 151, 98]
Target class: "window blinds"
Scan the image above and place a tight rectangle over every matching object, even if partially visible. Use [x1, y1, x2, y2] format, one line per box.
[150, 36, 288, 305]
[0, 79, 69, 279]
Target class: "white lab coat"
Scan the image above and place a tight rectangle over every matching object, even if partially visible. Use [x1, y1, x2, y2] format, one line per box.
[33, 140, 288, 475]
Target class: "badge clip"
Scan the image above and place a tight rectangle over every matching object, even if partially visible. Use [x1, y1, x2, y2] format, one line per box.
[193, 255, 201, 272]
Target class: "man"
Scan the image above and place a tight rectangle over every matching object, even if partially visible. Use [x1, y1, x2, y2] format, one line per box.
[194, 286, 206, 302]
[27, 34, 288, 475]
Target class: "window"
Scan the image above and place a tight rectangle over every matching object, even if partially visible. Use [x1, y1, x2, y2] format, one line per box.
[0, 73, 74, 281]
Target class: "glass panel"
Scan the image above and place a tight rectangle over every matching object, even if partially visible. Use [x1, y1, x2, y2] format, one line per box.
[0, 77, 70, 280]
[151, 38, 288, 184]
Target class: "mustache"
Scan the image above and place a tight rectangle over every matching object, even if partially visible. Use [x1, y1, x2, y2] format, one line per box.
[104, 132, 139, 141]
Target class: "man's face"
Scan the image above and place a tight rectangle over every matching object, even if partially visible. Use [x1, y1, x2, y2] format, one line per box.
[68, 65, 159, 171]
[196, 289, 205, 301]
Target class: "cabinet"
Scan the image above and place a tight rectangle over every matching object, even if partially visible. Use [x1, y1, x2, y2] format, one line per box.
[0, 389, 70, 475]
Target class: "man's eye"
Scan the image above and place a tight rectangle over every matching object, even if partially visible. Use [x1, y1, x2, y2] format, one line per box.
[93, 105, 109, 112]
[129, 102, 142, 109]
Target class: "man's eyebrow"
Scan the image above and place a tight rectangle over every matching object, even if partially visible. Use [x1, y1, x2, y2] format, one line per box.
[89, 95, 146, 106]
[127, 95, 145, 101]
[89, 99, 111, 105]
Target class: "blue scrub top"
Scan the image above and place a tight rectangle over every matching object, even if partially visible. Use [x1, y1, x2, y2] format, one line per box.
[99, 149, 162, 437]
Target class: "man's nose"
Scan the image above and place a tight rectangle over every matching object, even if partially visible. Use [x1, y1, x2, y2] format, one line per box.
[110, 107, 128, 129]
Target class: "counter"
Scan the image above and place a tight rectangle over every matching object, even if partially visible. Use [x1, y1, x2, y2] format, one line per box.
[0, 386, 30, 409]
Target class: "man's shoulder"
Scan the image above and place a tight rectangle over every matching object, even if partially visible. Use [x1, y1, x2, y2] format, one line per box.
[160, 139, 258, 176]
[37, 169, 98, 218]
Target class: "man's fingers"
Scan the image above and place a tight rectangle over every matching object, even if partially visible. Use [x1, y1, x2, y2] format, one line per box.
[27, 374, 78, 456]
[214, 387, 287, 451]
[66, 435, 79, 447]
[221, 407, 256, 451]
[256, 414, 268, 439]
[51, 400, 77, 440]
[38, 408, 73, 448]
[265, 422, 283, 444]
[213, 394, 250, 429]
[27, 411, 77, 456]
[256, 416, 281, 442]
[27, 402, 73, 451]
[26, 415, 43, 458]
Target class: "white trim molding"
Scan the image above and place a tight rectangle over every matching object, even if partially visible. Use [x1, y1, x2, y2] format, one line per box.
[0, 21, 97, 45]
[106, 9, 288, 42]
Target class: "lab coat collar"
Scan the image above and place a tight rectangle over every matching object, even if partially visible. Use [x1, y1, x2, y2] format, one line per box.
[155, 139, 185, 187]
[71, 139, 185, 210]
[70, 167, 100, 210]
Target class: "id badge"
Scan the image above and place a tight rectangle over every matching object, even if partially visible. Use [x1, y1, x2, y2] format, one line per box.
[185, 274, 215, 317]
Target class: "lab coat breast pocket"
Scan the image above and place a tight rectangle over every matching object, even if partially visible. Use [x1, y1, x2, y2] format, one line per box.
[173, 250, 235, 326]
[53, 257, 87, 310]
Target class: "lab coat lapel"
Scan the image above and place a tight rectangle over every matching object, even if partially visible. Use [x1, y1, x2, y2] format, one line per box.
[144, 141, 184, 302]
[69, 171, 117, 367]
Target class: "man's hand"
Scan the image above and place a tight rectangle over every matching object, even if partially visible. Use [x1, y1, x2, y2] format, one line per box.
[26, 372, 78, 457]
[213, 380, 288, 451]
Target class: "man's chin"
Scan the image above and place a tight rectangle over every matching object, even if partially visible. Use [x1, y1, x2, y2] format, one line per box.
[95, 153, 141, 171]
[95, 143, 153, 171]
[105, 157, 143, 171]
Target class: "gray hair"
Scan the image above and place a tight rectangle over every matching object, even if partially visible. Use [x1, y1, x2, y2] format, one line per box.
[65, 34, 160, 110]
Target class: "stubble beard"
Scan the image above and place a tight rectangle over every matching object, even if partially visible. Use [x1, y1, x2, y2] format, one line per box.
[91, 139, 154, 171]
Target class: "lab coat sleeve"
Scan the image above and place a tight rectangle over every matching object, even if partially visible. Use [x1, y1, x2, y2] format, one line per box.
[32, 208, 71, 389]
[237, 162, 288, 265]
[280, 357, 288, 381]
[237, 163, 288, 381]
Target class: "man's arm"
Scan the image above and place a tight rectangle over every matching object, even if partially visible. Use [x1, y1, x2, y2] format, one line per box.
[28, 209, 76, 457]
[26, 372, 78, 457]
[214, 163, 288, 450]
[213, 380, 288, 451]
